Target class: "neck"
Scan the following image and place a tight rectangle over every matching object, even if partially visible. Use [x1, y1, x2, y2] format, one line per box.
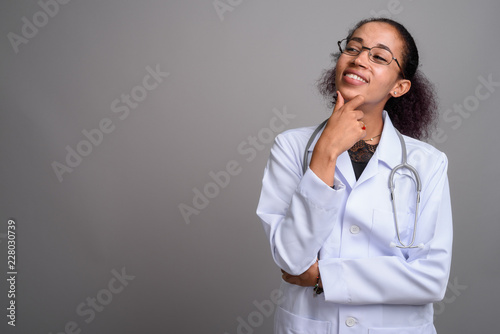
[360, 108, 384, 143]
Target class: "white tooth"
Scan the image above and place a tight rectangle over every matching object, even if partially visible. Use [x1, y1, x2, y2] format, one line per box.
[346, 73, 366, 83]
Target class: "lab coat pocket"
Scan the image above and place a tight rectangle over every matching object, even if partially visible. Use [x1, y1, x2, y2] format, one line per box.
[275, 306, 330, 334]
[370, 209, 414, 256]
[368, 322, 434, 334]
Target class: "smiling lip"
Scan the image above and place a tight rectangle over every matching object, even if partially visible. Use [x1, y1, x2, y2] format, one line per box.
[343, 69, 368, 85]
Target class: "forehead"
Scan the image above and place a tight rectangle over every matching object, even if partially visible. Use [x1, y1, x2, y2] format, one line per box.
[351, 22, 404, 55]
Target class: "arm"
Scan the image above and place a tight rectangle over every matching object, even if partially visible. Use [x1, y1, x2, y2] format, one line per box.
[309, 92, 366, 186]
[319, 152, 453, 305]
[256, 132, 347, 275]
[257, 93, 367, 276]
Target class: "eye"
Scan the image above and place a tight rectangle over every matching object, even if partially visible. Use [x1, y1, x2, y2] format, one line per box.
[345, 42, 362, 54]
[370, 48, 392, 64]
[373, 54, 388, 62]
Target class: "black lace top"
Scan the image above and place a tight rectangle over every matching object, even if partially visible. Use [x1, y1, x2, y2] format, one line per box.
[348, 140, 378, 180]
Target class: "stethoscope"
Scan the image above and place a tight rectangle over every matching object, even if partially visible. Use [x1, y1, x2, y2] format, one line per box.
[303, 120, 423, 249]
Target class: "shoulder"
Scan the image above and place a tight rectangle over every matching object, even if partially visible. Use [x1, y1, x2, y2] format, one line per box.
[267, 124, 323, 172]
[403, 135, 449, 177]
[274, 124, 320, 152]
[404, 136, 447, 160]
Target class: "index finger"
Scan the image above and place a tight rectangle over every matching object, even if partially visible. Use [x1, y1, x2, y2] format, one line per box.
[333, 90, 345, 113]
[343, 94, 365, 110]
[333, 92, 365, 115]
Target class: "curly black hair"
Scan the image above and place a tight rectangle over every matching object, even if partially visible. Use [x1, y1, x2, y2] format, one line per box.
[317, 18, 438, 140]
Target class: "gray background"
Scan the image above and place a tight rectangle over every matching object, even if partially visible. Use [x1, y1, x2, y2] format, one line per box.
[1, 0, 499, 333]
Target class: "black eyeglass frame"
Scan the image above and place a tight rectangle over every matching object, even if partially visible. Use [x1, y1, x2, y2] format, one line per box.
[337, 38, 406, 79]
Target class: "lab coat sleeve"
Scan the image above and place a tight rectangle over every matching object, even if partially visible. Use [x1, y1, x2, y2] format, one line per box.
[319, 152, 453, 305]
[256, 132, 347, 275]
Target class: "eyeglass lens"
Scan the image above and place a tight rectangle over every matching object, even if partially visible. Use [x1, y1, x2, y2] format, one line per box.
[341, 40, 393, 65]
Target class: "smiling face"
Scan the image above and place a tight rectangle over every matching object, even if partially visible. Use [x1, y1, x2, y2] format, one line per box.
[335, 22, 410, 112]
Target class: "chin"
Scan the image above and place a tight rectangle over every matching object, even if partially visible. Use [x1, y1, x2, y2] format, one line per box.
[337, 87, 360, 102]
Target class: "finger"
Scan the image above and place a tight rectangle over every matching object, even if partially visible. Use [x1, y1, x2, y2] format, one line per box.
[343, 94, 365, 111]
[287, 276, 300, 285]
[332, 90, 345, 114]
[359, 121, 367, 139]
[353, 110, 365, 121]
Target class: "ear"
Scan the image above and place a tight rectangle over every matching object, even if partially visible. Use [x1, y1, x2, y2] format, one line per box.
[391, 79, 411, 98]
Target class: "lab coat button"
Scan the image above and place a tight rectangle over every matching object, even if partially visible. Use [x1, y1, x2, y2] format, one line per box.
[350, 225, 360, 234]
[345, 317, 357, 327]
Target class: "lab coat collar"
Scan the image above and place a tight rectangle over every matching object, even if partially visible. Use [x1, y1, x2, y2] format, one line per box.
[306, 111, 403, 189]
[376, 110, 404, 170]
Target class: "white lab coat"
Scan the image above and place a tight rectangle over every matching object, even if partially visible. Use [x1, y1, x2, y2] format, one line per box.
[256, 111, 453, 334]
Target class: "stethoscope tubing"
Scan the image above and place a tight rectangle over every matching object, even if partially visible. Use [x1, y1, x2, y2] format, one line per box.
[303, 120, 422, 249]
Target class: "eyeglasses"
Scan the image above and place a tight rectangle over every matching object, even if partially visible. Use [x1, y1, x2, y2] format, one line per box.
[338, 38, 405, 79]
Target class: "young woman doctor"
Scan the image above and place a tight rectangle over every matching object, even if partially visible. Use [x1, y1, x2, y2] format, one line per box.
[257, 18, 452, 334]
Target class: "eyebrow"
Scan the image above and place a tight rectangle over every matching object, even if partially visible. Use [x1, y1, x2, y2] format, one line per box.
[349, 37, 393, 53]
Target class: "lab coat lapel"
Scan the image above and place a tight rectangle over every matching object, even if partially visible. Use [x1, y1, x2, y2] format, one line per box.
[336, 151, 356, 189]
[355, 150, 379, 187]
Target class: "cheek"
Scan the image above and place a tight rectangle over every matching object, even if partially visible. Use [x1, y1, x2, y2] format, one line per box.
[372, 68, 398, 91]
[334, 66, 342, 88]
[334, 58, 347, 85]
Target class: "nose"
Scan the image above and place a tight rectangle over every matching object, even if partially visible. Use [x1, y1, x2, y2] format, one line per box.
[352, 49, 370, 68]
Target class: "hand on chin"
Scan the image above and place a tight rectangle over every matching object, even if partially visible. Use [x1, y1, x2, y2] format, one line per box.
[338, 88, 364, 104]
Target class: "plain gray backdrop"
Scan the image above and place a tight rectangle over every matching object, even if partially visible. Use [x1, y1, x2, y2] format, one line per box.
[1, 0, 499, 333]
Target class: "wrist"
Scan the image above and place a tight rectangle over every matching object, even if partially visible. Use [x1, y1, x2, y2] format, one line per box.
[313, 274, 324, 295]
[309, 155, 337, 188]
[313, 139, 342, 161]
